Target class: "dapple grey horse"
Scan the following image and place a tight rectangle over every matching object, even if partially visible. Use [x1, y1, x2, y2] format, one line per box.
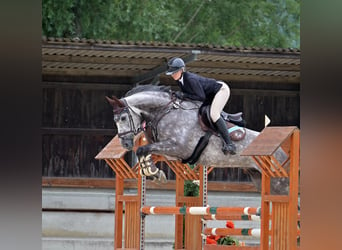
[106, 85, 289, 194]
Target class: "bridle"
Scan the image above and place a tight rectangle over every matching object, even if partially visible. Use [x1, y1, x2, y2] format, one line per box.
[114, 101, 143, 139]
[114, 93, 200, 141]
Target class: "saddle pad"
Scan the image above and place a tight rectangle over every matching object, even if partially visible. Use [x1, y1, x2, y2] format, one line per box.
[227, 122, 246, 141]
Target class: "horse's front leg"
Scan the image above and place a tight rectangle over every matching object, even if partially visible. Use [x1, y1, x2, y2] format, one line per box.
[135, 140, 178, 184]
[136, 140, 180, 158]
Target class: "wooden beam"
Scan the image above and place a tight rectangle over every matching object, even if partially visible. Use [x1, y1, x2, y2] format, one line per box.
[189, 60, 299, 71]
[231, 88, 299, 96]
[42, 65, 300, 84]
[41, 127, 116, 135]
[160, 73, 300, 84]
[42, 81, 133, 91]
[42, 53, 165, 65]
[41, 178, 258, 192]
[42, 66, 144, 77]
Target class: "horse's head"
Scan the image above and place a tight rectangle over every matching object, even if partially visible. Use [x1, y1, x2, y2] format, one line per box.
[106, 96, 142, 150]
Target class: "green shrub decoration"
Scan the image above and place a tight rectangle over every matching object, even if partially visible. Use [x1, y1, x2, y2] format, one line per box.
[216, 236, 240, 245]
[184, 180, 199, 197]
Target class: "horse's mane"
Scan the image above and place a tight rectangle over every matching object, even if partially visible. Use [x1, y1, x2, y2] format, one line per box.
[124, 84, 171, 97]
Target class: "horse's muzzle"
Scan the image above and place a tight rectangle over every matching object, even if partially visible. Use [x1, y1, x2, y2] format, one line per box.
[120, 136, 134, 150]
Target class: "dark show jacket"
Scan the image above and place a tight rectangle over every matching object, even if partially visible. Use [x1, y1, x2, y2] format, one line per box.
[177, 72, 222, 105]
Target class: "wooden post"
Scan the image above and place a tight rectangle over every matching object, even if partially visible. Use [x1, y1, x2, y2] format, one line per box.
[164, 160, 204, 249]
[183, 165, 203, 250]
[288, 129, 300, 250]
[96, 135, 142, 249]
[241, 126, 300, 250]
[114, 175, 124, 249]
[175, 174, 185, 249]
[260, 164, 271, 250]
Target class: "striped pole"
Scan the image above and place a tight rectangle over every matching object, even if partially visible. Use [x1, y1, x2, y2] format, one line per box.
[204, 228, 300, 238]
[203, 214, 261, 222]
[203, 213, 300, 221]
[204, 227, 261, 237]
[141, 206, 261, 216]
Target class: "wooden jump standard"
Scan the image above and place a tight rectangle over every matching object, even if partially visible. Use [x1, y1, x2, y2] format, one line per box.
[96, 133, 208, 249]
[95, 126, 300, 250]
[241, 126, 300, 250]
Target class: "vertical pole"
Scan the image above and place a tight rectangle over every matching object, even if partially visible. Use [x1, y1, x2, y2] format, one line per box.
[114, 176, 124, 249]
[260, 163, 271, 250]
[201, 165, 208, 207]
[175, 174, 184, 249]
[139, 175, 146, 250]
[201, 165, 208, 250]
[289, 129, 300, 250]
[185, 165, 205, 250]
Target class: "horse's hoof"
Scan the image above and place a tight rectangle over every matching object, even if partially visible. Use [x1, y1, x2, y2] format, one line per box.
[152, 176, 161, 185]
[222, 143, 236, 155]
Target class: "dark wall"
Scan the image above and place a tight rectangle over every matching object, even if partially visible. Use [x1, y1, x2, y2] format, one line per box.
[42, 83, 129, 178]
[229, 89, 300, 131]
[42, 81, 299, 182]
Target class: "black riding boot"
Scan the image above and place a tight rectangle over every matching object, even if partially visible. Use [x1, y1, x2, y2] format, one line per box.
[215, 117, 236, 155]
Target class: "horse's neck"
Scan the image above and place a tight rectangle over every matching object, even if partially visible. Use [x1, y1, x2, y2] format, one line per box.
[125, 92, 170, 112]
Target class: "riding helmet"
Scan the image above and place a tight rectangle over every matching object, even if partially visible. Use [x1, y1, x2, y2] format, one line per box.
[165, 57, 185, 75]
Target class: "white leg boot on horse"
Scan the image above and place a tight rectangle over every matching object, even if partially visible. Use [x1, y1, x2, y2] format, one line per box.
[215, 117, 236, 155]
[139, 154, 167, 184]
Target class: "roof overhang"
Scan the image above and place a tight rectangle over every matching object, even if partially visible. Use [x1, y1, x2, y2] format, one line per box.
[42, 37, 300, 87]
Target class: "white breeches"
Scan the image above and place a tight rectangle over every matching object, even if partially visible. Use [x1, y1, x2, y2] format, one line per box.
[210, 81, 230, 123]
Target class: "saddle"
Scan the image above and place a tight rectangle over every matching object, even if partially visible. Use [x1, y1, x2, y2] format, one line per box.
[182, 105, 247, 165]
[198, 105, 246, 141]
[142, 103, 247, 165]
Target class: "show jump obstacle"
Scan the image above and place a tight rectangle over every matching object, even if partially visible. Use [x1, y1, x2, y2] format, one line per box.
[95, 126, 300, 250]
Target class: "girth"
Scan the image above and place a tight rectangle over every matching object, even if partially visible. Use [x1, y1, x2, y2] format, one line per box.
[182, 131, 213, 165]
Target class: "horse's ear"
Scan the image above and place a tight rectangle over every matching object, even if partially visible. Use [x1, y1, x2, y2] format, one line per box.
[105, 96, 125, 109]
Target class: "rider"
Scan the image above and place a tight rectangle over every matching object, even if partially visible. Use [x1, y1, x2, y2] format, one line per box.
[165, 57, 236, 155]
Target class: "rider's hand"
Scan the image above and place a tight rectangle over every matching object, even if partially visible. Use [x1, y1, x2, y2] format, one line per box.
[174, 91, 184, 99]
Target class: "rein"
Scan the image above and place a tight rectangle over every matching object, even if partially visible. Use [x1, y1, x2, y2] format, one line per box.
[115, 93, 200, 141]
[170, 92, 201, 110]
[144, 98, 175, 142]
[144, 94, 202, 141]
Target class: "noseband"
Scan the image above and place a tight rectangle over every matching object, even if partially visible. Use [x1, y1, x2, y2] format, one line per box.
[114, 103, 142, 139]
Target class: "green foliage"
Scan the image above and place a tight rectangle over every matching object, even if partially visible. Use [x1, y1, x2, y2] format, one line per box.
[42, 0, 75, 37]
[217, 235, 240, 246]
[42, 0, 117, 38]
[42, 0, 300, 48]
[184, 180, 199, 197]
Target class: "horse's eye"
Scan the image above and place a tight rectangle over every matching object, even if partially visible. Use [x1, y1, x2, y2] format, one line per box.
[121, 116, 126, 122]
